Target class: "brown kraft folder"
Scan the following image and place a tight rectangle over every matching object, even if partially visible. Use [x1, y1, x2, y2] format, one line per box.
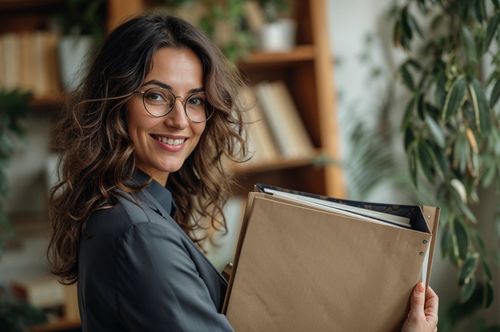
[223, 184, 440, 332]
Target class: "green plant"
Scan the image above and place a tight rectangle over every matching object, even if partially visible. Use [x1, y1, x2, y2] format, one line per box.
[0, 289, 47, 332]
[53, 0, 106, 44]
[0, 89, 30, 252]
[258, 0, 293, 22]
[390, 0, 500, 328]
[159, 0, 254, 62]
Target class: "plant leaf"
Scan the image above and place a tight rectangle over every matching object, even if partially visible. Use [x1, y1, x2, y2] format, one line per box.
[407, 11, 423, 38]
[425, 114, 445, 147]
[460, 202, 478, 223]
[460, 276, 476, 302]
[417, 140, 435, 181]
[490, 79, 500, 108]
[400, 64, 415, 91]
[441, 224, 454, 259]
[458, 254, 478, 285]
[429, 143, 449, 178]
[485, 13, 500, 51]
[468, 79, 491, 133]
[482, 260, 492, 280]
[454, 219, 469, 260]
[483, 280, 494, 308]
[443, 77, 466, 120]
[402, 97, 416, 130]
[401, 7, 413, 42]
[461, 26, 477, 64]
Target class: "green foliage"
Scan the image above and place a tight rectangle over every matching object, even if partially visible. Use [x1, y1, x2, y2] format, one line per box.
[258, 0, 293, 22]
[391, 0, 500, 327]
[198, 0, 255, 62]
[0, 89, 30, 252]
[0, 290, 47, 332]
[159, 0, 255, 62]
[53, 0, 106, 44]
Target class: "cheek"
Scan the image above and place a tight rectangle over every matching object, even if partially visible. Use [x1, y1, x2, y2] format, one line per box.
[194, 123, 207, 143]
[127, 106, 155, 138]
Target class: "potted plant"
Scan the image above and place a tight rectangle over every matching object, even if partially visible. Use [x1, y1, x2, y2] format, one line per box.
[0, 288, 47, 332]
[391, 0, 500, 330]
[158, 0, 254, 62]
[0, 89, 30, 252]
[53, 0, 106, 91]
[255, 0, 295, 52]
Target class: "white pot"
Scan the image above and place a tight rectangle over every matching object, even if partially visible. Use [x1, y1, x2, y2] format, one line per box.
[258, 19, 296, 52]
[58, 36, 93, 92]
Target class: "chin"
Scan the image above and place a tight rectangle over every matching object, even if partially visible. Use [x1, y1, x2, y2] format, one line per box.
[158, 161, 185, 173]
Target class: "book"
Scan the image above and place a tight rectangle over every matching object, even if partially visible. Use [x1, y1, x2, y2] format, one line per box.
[2, 33, 21, 90]
[0, 31, 60, 97]
[223, 184, 439, 332]
[254, 81, 315, 158]
[0, 36, 4, 88]
[20, 33, 36, 93]
[238, 86, 280, 163]
[34, 32, 61, 97]
[269, 81, 315, 155]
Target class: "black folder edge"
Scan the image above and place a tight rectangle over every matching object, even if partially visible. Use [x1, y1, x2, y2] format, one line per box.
[255, 183, 430, 232]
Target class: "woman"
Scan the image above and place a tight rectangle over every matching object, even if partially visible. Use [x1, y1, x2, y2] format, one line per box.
[48, 14, 438, 332]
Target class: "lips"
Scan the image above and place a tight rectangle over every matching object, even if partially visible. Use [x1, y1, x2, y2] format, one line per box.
[151, 134, 187, 146]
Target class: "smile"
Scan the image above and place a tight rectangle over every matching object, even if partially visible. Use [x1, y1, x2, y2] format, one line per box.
[151, 135, 187, 146]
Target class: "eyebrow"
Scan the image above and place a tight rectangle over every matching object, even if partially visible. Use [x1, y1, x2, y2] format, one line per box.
[141, 79, 205, 94]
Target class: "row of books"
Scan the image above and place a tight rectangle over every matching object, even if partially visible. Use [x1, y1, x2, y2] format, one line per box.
[0, 32, 61, 97]
[239, 81, 315, 164]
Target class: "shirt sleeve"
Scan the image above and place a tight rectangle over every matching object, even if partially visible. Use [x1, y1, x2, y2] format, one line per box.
[115, 222, 234, 332]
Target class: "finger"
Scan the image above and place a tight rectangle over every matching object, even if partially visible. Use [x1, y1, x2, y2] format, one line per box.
[424, 286, 439, 323]
[409, 282, 426, 315]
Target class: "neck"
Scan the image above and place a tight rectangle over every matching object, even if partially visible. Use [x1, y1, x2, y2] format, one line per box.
[137, 166, 168, 186]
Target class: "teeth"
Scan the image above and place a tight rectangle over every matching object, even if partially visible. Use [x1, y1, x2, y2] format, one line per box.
[156, 136, 184, 146]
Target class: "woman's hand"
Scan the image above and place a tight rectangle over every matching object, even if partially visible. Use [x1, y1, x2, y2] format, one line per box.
[402, 282, 439, 332]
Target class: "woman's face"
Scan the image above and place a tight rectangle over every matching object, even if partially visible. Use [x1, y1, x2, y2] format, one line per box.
[127, 47, 206, 185]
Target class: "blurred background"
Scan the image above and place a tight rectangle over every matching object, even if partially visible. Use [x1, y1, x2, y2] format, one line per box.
[0, 0, 498, 331]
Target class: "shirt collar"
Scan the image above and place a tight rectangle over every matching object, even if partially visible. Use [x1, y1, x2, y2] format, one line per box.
[132, 169, 175, 217]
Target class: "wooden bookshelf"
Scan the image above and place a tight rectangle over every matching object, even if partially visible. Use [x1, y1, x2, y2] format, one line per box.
[239, 45, 315, 67]
[30, 318, 81, 332]
[235, 0, 345, 198]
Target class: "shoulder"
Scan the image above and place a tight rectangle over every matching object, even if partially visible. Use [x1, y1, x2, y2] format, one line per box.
[84, 192, 150, 237]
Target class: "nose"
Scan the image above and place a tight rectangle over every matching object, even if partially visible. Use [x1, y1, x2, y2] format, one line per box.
[164, 99, 189, 129]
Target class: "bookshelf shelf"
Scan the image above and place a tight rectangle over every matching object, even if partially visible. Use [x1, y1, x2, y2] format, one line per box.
[29, 95, 66, 111]
[30, 318, 81, 332]
[239, 45, 314, 68]
[230, 150, 325, 175]
[0, 0, 63, 11]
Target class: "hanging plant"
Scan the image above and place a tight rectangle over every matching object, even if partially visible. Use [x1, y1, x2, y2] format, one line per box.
[391, 0, 500, 328]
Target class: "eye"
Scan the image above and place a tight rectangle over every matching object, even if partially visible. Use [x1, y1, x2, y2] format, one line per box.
[144, 89, 168, 104]
[187, 94, 206, 107]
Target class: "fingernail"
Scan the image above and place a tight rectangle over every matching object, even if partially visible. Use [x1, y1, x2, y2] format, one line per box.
[417, 282, 425, 292]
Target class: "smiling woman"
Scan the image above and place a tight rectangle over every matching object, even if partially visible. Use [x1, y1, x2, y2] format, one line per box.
[47, 14, 246, 332]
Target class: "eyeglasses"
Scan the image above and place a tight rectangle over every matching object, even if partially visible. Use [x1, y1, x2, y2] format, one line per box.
[134, 87, 213, 123]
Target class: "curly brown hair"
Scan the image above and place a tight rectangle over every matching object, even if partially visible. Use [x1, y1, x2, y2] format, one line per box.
[48, 14, 247, 284]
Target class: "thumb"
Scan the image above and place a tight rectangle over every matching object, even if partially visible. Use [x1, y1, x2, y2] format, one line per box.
[409, 282, 426, 315]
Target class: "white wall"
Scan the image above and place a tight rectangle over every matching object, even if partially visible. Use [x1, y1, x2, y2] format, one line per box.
[0, 114, 53, 284]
